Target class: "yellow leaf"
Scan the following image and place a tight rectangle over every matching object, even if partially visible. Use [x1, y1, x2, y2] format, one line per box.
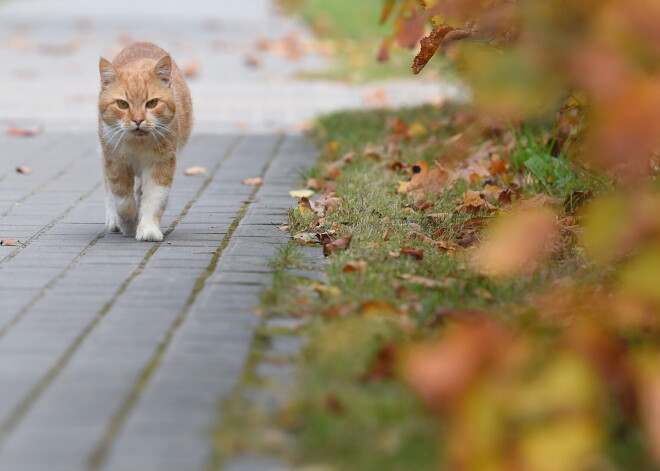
[407, 121, 428, 138]
[289, 189, 315, 198]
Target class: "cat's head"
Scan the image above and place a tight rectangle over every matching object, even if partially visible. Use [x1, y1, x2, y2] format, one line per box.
[98, 55, 176, 139]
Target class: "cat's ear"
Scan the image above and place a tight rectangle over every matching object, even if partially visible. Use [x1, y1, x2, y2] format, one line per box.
[153, 55, 172, 86]
[99, 57, 118, 88]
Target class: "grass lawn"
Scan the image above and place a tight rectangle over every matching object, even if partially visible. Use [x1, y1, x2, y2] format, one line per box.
[213, 102, 657, 471]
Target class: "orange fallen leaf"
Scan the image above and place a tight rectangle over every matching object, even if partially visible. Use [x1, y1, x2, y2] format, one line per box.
[403, 320, 509, 410]
[7, 125, 42, 137]
[382, 227, 392, 241]
[323, 235, 352, 257]
[456, 190, 497, 213]
[398, 161, 451, 195]
[182, 61, 200, 78]
[412, 198, 433, 211]
[359, 300, 403, 317]
[489, 154, 509, 175]
[306, 178, 322, 190]
[0, 239, 19, 246]
[313, 284, 341, 297]
[401, 246, 424, 260]
[342, 261, 368, 273]
[242, 177, 263, 185]
[324, 166, 342, 180]
[184, 166, 207, 176]
[16, 166, 32, 174]
[472, 205, 561, 277]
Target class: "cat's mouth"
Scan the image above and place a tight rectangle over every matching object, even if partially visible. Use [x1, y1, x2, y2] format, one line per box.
[132, 129, 149, 136]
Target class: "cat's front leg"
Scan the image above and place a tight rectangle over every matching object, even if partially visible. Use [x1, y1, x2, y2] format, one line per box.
[135, 158, 174, 242]
[105, 160, 138, 236]
[104, 177, 120, 233]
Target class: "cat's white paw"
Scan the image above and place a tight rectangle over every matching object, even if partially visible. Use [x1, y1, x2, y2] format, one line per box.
[106, 216, 120, 233]
[136, 223, 163, 242]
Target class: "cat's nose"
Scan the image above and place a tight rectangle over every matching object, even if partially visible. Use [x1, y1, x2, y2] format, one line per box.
[133, 118, 144, 128]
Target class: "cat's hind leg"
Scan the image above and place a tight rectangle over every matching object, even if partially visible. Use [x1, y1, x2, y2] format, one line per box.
[135, 156, 174, 242]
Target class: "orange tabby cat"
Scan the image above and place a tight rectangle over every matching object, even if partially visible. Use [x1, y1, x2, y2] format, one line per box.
[98, 42, 193, 241]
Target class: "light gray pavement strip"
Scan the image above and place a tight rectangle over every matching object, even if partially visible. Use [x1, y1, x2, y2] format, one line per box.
[0, 0, 458, 134]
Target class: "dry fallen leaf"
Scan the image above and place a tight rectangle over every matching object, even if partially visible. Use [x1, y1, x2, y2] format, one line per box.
[182, 61, 200, 78]
[278, 225, 290, 232]
[407, 121, 428, 139]
[242, 177, 263, 185]
[412, 24, 455, 75]
[7, 125, 43, 137]
[313, 284, 341, 297]
[293, 232, 317, 244]
[244, 55, 261, 68]
[412, 198, 433, 212]
[401, 246, 424, 260]
[457, 190, 497, 213]
[359, 300, 404, 317]
[398, 161, 451, 195]
[0, 239, 19, 246]
[400, 274, 456, 288]
[15, 166, 32, 174]
[342, 261, 368, 273]
[183, 166, 207, 176]
[323, 235, 352, 257]
[472, 205, 561, 277]
[382, 227, 392, 241]
[289, 189, 315, 198]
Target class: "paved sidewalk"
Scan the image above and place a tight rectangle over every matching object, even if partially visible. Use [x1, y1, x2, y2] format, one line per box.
[0, 1, 454, 470]
[0, 132, 312, 471]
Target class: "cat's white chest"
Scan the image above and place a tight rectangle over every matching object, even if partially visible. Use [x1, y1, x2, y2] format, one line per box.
[113, 137, 161, 172]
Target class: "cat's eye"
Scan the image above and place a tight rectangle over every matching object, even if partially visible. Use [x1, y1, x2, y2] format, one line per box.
[145, 99, 158, 109]
[116, 100, 129, 109]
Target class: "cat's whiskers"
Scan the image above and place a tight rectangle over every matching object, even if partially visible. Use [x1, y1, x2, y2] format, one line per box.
[152, 127, 176, 153]
[111, 128, 128, 153]
[154, 122, 179, 139]
[102, 124, 123, 149]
